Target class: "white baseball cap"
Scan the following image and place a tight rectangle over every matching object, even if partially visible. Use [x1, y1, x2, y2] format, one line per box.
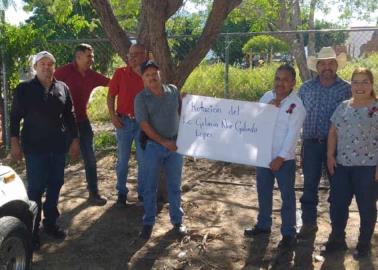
[33, 51, 56, 65]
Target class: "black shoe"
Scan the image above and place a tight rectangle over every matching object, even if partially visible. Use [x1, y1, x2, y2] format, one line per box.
[43, 224, 67, 239]
[297, 224, 318, 239]
[173, 223, 188, 236]
[278, 235, 297, 249]
[244, 226, 271, 237]
[139, 225, 153, 240]
[322, 238, 348, 255]
[115, 195, 127, 208]
[32, 233, 41, 251]
[354, 243, 371, 259]
[88, 191, 107, 206]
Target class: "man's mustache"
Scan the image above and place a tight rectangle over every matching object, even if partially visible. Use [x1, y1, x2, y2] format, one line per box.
[322, 69, 333, 73]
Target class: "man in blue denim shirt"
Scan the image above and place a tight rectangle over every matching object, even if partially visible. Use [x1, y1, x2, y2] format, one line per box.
[298, 47, 351, 238]
[134, 60, 187, 239]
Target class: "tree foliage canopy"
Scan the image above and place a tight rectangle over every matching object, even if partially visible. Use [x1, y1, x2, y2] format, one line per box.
[242, 35, 289, 55]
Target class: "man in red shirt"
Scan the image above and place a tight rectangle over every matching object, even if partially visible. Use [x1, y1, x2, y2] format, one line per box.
[107, 44, 147, 206]
[55, 43, 109, 206]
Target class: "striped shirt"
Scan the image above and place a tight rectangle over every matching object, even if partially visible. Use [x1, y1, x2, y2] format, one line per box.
[298, 76, 351, 139]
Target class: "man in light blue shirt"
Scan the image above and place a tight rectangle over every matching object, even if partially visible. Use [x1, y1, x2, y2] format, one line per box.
[298, 47, 351, 238]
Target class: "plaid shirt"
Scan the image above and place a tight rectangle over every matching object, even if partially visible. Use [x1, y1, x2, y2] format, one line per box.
[298, 76, 351, 139]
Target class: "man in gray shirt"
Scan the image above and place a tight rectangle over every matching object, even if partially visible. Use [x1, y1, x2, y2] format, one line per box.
[134, 60, 187, 239]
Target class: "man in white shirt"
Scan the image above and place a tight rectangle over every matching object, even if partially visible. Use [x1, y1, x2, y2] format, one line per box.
[244, 64, 306, 249]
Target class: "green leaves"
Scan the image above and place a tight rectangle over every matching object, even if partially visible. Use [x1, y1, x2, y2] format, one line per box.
[47, 0, 73, 23]
[242, 35, 288, 55]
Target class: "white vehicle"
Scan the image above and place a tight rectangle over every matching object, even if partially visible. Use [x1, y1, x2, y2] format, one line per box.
[0, 165, 37, 270]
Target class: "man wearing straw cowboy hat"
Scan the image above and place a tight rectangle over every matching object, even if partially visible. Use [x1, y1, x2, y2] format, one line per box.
[297, 47, 351, 238]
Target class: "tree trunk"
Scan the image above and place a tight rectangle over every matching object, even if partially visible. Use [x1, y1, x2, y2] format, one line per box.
[292, 0, 311, 81]
[291, 39, 311, 81]
[90, 0, 133, 62]
[307, 0, 317, 57]
[92, 0, 242, 89]
[277, 0, 311, 82]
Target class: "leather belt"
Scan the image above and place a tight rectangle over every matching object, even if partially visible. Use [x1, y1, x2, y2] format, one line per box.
[117, 113, 135, 119]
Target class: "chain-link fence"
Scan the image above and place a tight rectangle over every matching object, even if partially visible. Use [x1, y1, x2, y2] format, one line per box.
[1, 27, 378, 148]
[179, 27, 378, 100]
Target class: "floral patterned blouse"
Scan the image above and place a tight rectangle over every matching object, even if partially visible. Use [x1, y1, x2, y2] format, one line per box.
[330, 100, 378, 166]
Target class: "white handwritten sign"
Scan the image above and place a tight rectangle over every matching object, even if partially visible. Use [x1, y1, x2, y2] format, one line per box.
[177, 95, 279, 168]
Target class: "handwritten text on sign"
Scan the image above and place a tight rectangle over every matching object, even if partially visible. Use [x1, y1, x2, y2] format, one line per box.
[176, 95, 279, 168]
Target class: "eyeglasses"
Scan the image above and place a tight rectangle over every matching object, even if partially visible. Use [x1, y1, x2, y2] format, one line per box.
[351, 80, 371, 85]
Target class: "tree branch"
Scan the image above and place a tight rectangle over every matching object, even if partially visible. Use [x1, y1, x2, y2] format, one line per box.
[90, 0, 132, 62]
[166, 0, 184, 19]
[175, 0, 242, 88]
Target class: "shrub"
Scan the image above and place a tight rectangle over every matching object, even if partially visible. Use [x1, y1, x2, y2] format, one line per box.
[88, 53, 378, 122]
[88, 86, 110, 122]
[94, 131, 116, 150]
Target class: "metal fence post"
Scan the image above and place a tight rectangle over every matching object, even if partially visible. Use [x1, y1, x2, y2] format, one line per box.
[224, 33, 230, 99]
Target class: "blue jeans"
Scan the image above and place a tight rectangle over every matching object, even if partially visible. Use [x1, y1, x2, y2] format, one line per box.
[256, 160, 296, 237]
[78, 120, 98, 193]
[300, 140, 327, 225]
[329, 164, 377, 245]
[115, 117, 144, 198]
[142, 140, 183, 225]
[25, 153, 66, 232]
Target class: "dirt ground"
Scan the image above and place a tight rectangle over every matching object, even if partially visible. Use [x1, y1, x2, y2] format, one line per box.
[3, 149, 378, 270]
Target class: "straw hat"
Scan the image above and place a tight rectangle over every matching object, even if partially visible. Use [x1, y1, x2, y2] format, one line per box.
[307, 47, 347, 72]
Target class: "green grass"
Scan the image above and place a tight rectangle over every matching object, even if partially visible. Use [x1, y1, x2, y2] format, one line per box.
[93, 131, 116, 150]
[88, 53, 378, 122]
[88, 86, 110, 122]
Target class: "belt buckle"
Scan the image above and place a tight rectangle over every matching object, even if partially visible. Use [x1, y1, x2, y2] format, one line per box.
[127, 114, 135, 120]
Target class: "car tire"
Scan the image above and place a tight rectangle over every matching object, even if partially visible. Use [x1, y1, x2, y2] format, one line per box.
[0, 216, 32, 270]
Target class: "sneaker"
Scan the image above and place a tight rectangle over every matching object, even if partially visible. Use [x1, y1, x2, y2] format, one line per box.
[297, 224, 318, 239]
[173, 223, 188, 236]
[43, 224, 67, 239]
[115, 195, 127, 208]
[244, 226, 271, 237]
[139, 225, 153, 240]
[88, 191, 107, 206]
[278, 235, 297, 249]
[354, 243, 371, 259]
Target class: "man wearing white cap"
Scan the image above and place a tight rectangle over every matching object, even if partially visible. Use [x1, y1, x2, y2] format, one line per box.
[298, 47, 351, 238]
[10, 51, 80, 250]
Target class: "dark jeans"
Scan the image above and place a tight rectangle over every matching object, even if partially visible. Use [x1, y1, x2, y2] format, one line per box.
[300, 140, 327, 225]
[25, 153, 66, 232]
[256, 160, 297, 237]
[329, 164, 377, 245]
[78, 120, 98, 193]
